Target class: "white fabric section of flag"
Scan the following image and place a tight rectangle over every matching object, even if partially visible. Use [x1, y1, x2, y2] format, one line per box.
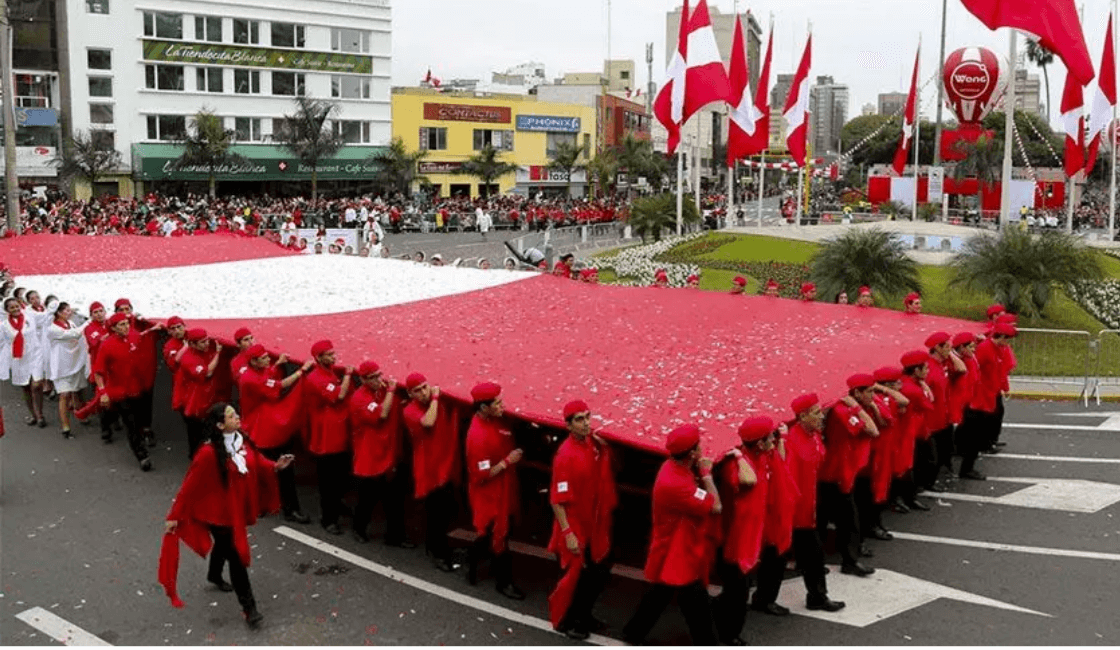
[1063, 108, 1083, 142]
[784, 76, 811, 133]
[731, 93, 763, 137]
[1088, 90, 1112, 141]
[686, 25, 723, 67]
[667, 51, 687, 123]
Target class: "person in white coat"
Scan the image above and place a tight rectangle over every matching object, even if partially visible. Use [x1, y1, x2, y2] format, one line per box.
[46, 301, 91, 438]
[476, 205, 493, 240]
[0, 296, 46, 426]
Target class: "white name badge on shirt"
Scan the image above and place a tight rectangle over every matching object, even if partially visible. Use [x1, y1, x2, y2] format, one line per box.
[266, 379, 276, 388]
[327, 383, 337, 392]
[367, 402, 378, 412]
[195, 365, 204, 373]
[693, 487, 708, 501]
[557, 481, 569, 493]
[478, 460, 491, 471]
[849, 416, 860, 427]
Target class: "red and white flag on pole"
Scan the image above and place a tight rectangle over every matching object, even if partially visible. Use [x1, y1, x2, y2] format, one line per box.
[892, 47, 920, 176]
[960, 0, 1094, 85]
[1061, 70, 1086, 178]
[783, 35, 812, 167]
[727, 18, 771, 164]
[1086, 14, 1116, 175]
[654, 0, 732, 155]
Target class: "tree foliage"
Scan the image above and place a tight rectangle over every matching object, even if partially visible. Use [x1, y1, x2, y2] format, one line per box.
[614, 135, 670, 192]
[980, 111, 1062, 167]
[454, 145, 518, 198]
[547, 140, 586, 198]
[275, 96, 344, 200]
[952, 133, 1004, 210]
[809, 228, 922, 301]
[172, 109, 246, 198]
[1024, 39, 1055, 120]
[52, 130, 122, 188]
[367, 137, 427, 198]
[840, 114, 936, 168]
[627, 193, 700, 242]
[949, 229, 1104, 319]
[587, 148, 620, 197]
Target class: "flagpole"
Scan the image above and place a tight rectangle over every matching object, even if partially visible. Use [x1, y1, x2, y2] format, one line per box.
[1112, 0, 1118, 242]
[999, 30, 1018, 230]
[912, 41, 921, 222]
[727, 160, 734, 229]
[677, 149, 684, 236]
[694, 118, 701, 225]
[758, 153, 765, 227]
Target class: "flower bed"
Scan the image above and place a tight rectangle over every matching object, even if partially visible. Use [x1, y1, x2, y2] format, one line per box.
[652, 235, 812, 297]
[588, 234, 704, 287]
[1068, 280, 1120, 330]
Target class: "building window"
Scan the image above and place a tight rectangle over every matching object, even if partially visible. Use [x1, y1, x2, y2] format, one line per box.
[234, 69, 260, 94]
[333, 120, 370, 144]
[86, 0, 108, 14]
[89, 103, 114, 124]
[194, 16, 222, 42]
[272, 71, 304, 96]
[546, 132, 577, 158]
[330, 75, 370, 99]
[145, 64, 184, 91]
[619, 70, 630, 80]
[234, 117, 262, 141]
[146, 114, 186, 141]
[233, 19, 258, 44]
[15, 75, 52, 107]
[270, 22, 304, 48]
[419, 127, 447, 151]
[272, 118, 293, 141]
[88, 77, 112, 97]
[90, 130, 115, 151]
[330, 28, 369, 53]
[196, 67, 223, 93]
[87, 48, 111, 70]
[16, 126, 57, 147]
[143, 12, 183, 39]
[473, 129, 513, 151]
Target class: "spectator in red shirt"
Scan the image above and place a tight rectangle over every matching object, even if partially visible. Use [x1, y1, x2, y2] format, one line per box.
[302, 340, 355, 535]
[93, 313, 152, 471]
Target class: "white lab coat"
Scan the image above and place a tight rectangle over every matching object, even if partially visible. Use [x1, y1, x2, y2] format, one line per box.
[0, 312, 44, 385]
[477, 210, 493, 234]
[46, 320, 90, 381]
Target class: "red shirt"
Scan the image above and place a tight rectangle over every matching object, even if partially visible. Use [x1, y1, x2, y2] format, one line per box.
[128, 317, 159, 393]
[869, 395, 899, 503]
[924, 358, 951, 433]
[547, 434, 616, 563]
[719, 452, 768, 573]
[969, 338, 1004, 413]
[818, 403, 871, 494]
[163, 338, 187, 412]
[180, 346, 221, 419]
[403, 398, 461, 499]
[302, 365, 351, 455]
[348, 384, 401, 478]
[465, 416, 519, 550]
[84, 320, 108, 366]
[643, 460, 717, 587]
[949, 355, 978, 424]
[93, 331, 143, 400]
[785, 422, 825, 530]
[238, 364, 305, 449]
[230, 349, 253, 382]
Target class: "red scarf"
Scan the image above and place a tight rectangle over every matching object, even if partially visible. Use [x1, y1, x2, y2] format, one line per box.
[54, 318, 70, 330]
[8, 314, 24, 358]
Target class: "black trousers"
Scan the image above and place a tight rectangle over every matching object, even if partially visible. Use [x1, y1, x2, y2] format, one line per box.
[713, 558, 749, 643]
[853, 476, 883, 539]
[623, 581, 718, 645]
[108, 397, 147, 462]
[792, 528, 829, 601]
[558, 552, 613, 631]
[933, 425, 956, 470]
[314, 452, 351, 527]
[136, 389, 154, 433]
[208, 525, 256, 614]
[469, 524, 514, 589]
[261, 443, 302, 517]
[183, 415, 206, 459]
[816, 482, 860, 565]
[424, 483, 457, 561]
[990, 394, 1006, 448]
[913, 437, 939, 490]
[958, 408, 996, 475]
[353, 471, 408, 544]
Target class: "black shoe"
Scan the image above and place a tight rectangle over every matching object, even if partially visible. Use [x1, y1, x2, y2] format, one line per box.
[284, 510, 312, 524]
[101, 431, 113, 443]
[208, 577, 234, 592]
[582, 615, 608, 633]
[891, 498, 910, 514]
[37, 418, 47, 428]
[352, 530, 370, 543]
[323, 523, 343, 535]
[983, 446, 1002, 455]
[497, 584, 525, 600]
[806, 597, 846, 612]
[858, 544, 874, 558]
[720, 636, 748, 645]
[245, 609, 263, 629]
[61, 429, 73, 439]
[433, 558, 458, 573]
[907, 498, 931, 512]
[466, 560, 479, 586]
[841, 562, 875, 577]
[750, 602, 789, 616]
[870, 526, 893, 541]
[139, 458, 153, 472]
[960, 470, 987, 481]
[927, 482, 947, 493]
[993, 441, 1007, 448]
[385, 539, 417, 549]
[558, 624, 590, 641]
[145, 433, 156, 448]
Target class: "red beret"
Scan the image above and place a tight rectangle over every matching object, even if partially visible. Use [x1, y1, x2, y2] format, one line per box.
[358, 361, 381, 376]
[846, 373, 876, 390]
[666, 424, 701, 455]
[986, 304, 1006, 318]
[687, 274, 700, 283]
[952, 331, 976, 347]
[167, 316, 184, 328]
[791, 393, 819, 415]
[470, 381, 502, 403]
[765, 279, 780, 289]
[185, 328, 208, 342]
[246, 343, 267, 359]
[89, 301, 105, 313]
[738, 416, 774, 443]
[733, 276, 747, 286]
[996, 313, 1018, 324]
[107, 313, 128, 327]
[858, 286, 872, 296]
[310, 339, 333, 357]
[114, 298, 131, 309]
[563, 399, 590, 419]
[900, 350, 930, 368]
[233, 327, 252, 341]
[905, 292, 921, 305]
[924, 331, 951, 348]
[800, 282, 815, 294]
[993, 323, 1018, 337]
[654, 268, 668, 278]
[405, 372, 427, 390]
[873, 366, 903, 383]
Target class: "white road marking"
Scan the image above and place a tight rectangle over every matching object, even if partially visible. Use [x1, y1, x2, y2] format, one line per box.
[937, 477, 1120, 513]
[1003, 423, 1108, 432]
[1053, 411, 1120, 431]
[892, 531, 1120, 562]
[274, 526, 623, 646]
[448, 528, 646, 583]
[15, 607, 112, 646]
[993, 453, 1120, 464]
[775, 566, 1049, 628]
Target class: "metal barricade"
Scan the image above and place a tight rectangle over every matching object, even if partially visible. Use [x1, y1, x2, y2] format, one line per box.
[1008, 328, 1094, 404]
[1092, 329, 1120, 404]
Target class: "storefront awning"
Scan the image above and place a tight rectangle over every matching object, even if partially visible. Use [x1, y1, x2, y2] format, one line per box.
[131, 143, 385, 182]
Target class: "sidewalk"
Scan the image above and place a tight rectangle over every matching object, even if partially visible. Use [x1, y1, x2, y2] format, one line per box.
[1011, 375, 1120, 400]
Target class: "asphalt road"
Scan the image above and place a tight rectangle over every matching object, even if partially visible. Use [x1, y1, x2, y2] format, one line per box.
[4, 390, 1120, 646]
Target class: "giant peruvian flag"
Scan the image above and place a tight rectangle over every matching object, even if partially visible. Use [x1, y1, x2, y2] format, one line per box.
[892, 47, 920, 176]
[959, 0, 1094, 85]
[783, 35, 812, 167]
[1085, 14, 1116, 175]
[727, 18, 771, 164]
[1061, 70, 1086, 178]
[653, 0, 732, 155]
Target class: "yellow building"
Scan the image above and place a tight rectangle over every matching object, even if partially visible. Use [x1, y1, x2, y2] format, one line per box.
[391, 87, 597, 199]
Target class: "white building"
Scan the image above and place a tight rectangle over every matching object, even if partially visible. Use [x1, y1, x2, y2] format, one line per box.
[64, 0, 391, 195]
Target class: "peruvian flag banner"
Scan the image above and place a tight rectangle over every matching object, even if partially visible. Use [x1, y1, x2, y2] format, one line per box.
[653, 0, 690, 155]
[1060, 70, 1086, 178]
[892, 47, 920, 176]
[727, 15, 763, 164]
[959, 0, 1094, 85]
[1086, 14, 1116, 175]
[783, 35, 812, 167]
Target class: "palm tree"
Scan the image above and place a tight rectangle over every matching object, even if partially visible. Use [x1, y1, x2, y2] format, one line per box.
[52, 130, 122, 190]
[949, 229, 1103, 319]
[614, 134, 665, 194]
[587, 148, 619, 197]
[367, 137, 427, 197]
[952, 134, 1003, 218]
[1025, 39, 1055, 119]
[628, 193, 700, 242]
[547, 140, 585, 198]
[275, 96, 344, 201]
[172, 109, 246, 198]
[809, 228, 922, 301]
[454, 145, 518, 198]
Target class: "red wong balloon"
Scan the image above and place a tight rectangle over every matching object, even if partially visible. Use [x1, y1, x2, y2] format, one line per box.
[942, 46, 1009, 126]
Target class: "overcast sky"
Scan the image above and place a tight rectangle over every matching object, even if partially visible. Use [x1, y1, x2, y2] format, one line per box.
[392, 0, 1117, 131]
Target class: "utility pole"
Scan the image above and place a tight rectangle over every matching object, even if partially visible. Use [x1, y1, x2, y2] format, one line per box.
[933, 0, 948, 167]
[0, 0, 19, 233]
[645, 42, 654, 115]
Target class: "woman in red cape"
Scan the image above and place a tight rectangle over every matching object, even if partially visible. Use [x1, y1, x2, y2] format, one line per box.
[159, 402, 290, 629]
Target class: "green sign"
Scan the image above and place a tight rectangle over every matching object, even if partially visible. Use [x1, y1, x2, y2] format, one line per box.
[132, 144, 384, 181]
[142, 39, 373, 74]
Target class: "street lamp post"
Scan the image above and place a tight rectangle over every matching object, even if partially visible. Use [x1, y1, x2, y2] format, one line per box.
[0, 0, 20, 233]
